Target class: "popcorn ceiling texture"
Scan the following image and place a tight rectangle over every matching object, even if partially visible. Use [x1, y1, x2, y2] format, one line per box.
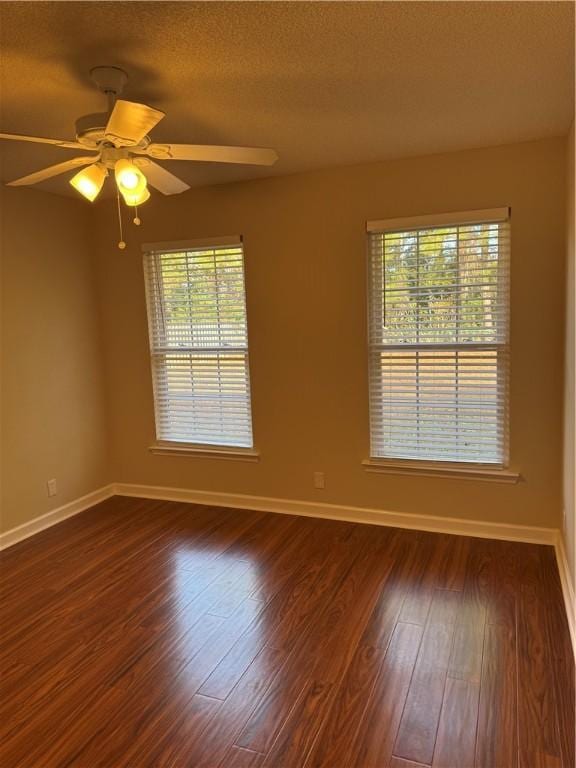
[0, 1, 573, 196]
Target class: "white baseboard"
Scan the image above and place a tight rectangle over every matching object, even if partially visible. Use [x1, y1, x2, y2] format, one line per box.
[0, 484, 115, 550]
[112, 482, 558, 545]
[2, 482, 557, 551]
[554, 533, 576, 658]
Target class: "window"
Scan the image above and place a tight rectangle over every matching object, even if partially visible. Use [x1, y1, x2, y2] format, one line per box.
[367, 208, 510, 465]
[143, 237, 254, 449]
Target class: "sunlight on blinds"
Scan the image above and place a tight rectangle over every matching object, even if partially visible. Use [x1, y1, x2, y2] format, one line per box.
[144, 240, 253, 448]
[367, 212, 510, 464]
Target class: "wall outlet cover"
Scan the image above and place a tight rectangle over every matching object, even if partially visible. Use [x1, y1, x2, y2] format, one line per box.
[313, 472, 325, 489]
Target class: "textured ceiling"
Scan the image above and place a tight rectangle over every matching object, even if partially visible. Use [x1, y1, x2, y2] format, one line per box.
[0, 1, 574, 198]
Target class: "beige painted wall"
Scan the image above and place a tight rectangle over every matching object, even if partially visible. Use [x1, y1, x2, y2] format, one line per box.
[94, 137, 566, 529]
[0, 188, 110, 532]
[564, 121, 575, 587]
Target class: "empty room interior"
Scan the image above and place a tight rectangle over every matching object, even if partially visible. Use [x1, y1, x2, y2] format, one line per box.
[1, 2, 575, 766]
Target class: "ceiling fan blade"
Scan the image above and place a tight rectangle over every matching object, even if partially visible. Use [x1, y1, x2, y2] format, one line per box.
[134, 158, 190, 195]
[144, 143, 278, 166]
[6, 156, 97, 187]
[0, 132, 93, 151]
[105, 100, 165, 147]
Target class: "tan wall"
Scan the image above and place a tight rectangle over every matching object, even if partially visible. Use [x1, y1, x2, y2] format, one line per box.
[93, 137, 566, 529]
[564, 121, 575, 587]
[0, 188, 110, 532]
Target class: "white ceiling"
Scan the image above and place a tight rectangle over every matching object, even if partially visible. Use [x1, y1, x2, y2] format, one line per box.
[0, 1, 573, 198]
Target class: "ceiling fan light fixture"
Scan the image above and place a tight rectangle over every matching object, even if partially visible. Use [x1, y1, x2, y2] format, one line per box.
[69, 162, 107, 202]
[120, 186, 151, 207]
[115, 158, 147, 197]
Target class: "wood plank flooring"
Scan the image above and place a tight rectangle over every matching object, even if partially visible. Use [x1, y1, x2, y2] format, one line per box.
[0, 496, 573, 767]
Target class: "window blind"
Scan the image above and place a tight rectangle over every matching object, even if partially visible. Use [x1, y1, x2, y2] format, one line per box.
[367, 209, 510, 465]
[143, 238, 254, 448]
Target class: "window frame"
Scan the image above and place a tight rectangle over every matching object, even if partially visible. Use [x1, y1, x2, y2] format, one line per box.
[142, 236, 257, 458]
[364, 208, 515, 478]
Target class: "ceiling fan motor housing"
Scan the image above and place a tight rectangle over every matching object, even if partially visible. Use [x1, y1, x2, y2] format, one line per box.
[75, 113, 152, 153]
[75, 113, 109, 148]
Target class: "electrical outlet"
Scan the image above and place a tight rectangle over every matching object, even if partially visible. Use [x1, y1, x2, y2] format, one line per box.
[313, 472, 325, 489]
[47, 479, 57, 497]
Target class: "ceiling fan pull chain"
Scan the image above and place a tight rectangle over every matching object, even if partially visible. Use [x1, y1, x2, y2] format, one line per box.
[133, 206, 141, 226]
[116, 189, 126, 250]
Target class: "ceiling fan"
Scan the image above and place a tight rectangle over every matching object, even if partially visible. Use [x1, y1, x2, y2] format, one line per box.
[0, 66, 278, 210]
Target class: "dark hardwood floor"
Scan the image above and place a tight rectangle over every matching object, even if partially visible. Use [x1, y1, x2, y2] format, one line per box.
[0, 495, 573, 767]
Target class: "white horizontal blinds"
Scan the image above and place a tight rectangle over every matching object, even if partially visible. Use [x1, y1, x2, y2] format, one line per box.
[144, 240, 254, 447]
[368, 211, 510, 464]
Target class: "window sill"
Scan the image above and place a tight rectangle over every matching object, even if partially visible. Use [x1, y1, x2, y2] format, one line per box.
[149, 443, 260, 462]
[362, 458, 520, 484]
